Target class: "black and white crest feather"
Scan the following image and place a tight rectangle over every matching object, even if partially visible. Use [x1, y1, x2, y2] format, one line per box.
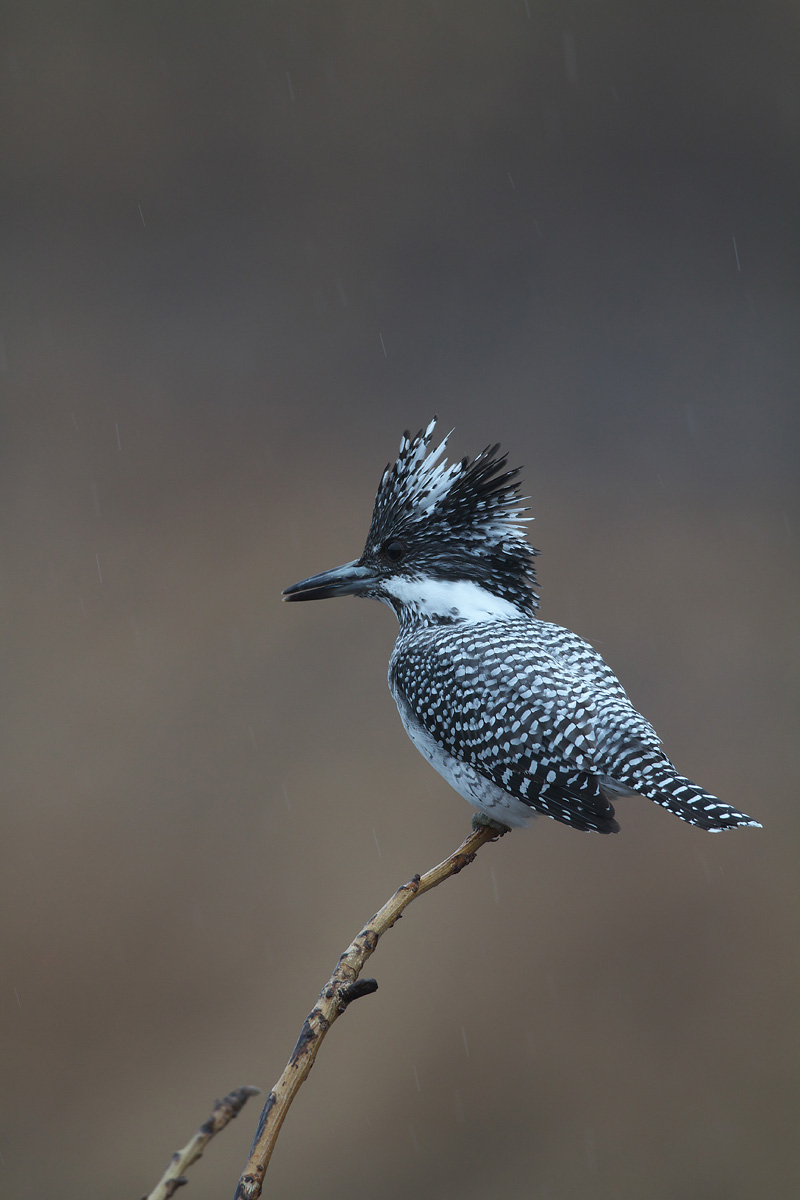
[363, 417, 539, 614]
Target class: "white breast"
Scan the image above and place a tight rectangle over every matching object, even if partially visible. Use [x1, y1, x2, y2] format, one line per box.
[390, 685, 536, 829]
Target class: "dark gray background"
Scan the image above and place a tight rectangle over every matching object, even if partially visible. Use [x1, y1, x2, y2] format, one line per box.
[2, 4, 798, 1197]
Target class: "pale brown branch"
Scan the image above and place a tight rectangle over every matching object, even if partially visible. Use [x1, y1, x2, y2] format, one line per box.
[234, 822, 504, 1200]
[143, 1085, 260, 1200]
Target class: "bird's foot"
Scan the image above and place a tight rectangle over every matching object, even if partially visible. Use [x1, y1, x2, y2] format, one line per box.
[471, 812, 511, 839]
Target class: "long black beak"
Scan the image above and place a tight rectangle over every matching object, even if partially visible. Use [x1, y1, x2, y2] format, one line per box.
[282, 559, 377, 602]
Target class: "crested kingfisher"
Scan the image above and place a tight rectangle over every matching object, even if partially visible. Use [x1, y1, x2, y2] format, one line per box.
[283, 419, 760, 835]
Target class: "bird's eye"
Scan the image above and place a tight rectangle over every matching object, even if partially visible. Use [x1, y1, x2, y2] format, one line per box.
[382, 538, 406, 562]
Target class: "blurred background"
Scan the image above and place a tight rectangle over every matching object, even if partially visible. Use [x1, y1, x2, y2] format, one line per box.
[2, 3, 798, 1197]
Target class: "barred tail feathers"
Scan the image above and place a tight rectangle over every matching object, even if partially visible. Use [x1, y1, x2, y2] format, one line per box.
[636, 769, 760, 832]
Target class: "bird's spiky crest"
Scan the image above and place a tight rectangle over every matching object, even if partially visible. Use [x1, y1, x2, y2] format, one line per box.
[364, 417, 539, 612]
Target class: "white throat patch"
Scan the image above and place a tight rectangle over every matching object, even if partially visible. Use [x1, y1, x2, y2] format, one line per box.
[380, 576, 523, 622]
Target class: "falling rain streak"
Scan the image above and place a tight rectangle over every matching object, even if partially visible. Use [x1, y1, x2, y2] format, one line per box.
[563, 32, 578, 84]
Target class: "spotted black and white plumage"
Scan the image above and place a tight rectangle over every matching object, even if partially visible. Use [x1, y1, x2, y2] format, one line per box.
[284, 419, 761, 836]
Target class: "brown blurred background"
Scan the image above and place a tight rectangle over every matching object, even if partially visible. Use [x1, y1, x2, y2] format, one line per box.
[2, 3, 798, 1197]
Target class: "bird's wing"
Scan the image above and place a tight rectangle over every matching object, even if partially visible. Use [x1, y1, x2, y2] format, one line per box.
[391, 623, 651, 832]
[530, 620, 666, 764]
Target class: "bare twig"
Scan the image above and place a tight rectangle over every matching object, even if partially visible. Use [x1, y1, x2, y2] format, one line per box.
[143, 1085, 260, 1200]
[234, 822, 504, 1199]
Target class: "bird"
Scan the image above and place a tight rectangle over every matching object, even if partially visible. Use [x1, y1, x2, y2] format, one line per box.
[283, 418, 760, 836]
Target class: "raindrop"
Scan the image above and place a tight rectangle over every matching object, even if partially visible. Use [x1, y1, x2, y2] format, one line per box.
[585, 1126, 597, 1169]
[563, 32, 578, 84]
[372, 828, 382, 858]
[461, 1025, 470, 1057]
[693, 847, 712, 881]
[782, 512, 792, 541]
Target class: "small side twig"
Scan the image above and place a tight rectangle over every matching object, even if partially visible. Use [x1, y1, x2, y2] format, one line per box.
[143, 1085, 260, 1200]
[234, 821, 504, 1200]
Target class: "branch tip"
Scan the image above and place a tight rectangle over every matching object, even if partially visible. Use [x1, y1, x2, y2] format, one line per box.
[144, 1085, 260, 1200]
